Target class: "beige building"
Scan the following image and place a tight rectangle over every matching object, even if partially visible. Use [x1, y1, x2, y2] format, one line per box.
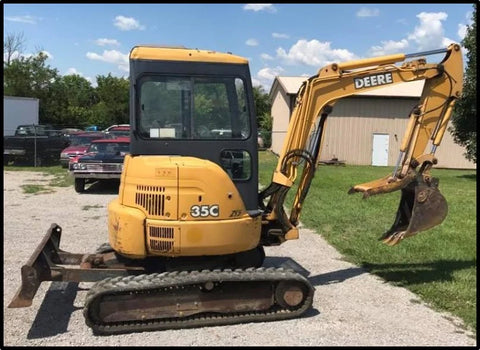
[269, 76, 475, 169]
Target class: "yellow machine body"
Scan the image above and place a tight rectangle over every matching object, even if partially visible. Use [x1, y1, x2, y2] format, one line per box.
[108, 154, 261, 259]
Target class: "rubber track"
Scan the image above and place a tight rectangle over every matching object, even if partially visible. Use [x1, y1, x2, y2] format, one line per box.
[84, 267, 315, 335]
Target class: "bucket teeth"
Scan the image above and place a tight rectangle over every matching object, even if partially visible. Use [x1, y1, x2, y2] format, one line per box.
[381, 232, 406, 246]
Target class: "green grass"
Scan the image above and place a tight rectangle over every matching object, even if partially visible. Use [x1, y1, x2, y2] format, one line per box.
[259, 150, 476, 333]
[20, 184, 55, 194]
[5, 164, 74, 193]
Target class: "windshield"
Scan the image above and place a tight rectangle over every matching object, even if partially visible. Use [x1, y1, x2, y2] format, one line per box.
[15, 125, 48, 136]
[88, 142, 130, 154]
[138, 76, 250, 140]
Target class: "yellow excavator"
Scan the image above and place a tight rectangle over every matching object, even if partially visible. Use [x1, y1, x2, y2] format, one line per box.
[8, 43, 463, 335]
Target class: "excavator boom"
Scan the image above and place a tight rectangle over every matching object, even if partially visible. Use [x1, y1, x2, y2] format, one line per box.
[260, 43, 463, 246]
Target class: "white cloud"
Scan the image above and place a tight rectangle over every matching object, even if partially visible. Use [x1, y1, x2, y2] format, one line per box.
[86, 77, 96, 87]
[65, 67, 81, 75]
[261, 53, 274, 60]
[369, 39, 409, 56]
[4, 50, 52, 62]
[276, 39, 357, 67]
[40, 50, 54, 59]
[243, 4, 276, 13]
[246, 38, 259, 46]
[257, 66, 284, 81]
[368, 10, 465, 58]
[95, 38, 120, 47]
[463, 10, 474, 25]
[457, 24, 467, 40]
[272, 32, 289, 39]
[4, 51, 21, 62]
[251, 78, 262, 87]
[458, 10, 474, 40]
[254, 66, 285, 90]
[441, 36, 457, 49]
[407, 12, 448, 50]
[86, 49, 129, 72]
[114, 15, 145, 31]
[4, 50, 53, 65]
[356, 7, 380, 18]
[5, 15, 38, 24]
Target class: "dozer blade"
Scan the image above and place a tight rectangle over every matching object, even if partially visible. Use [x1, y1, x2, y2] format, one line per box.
[349, 174, 448, 246]
[8, 224, 76, 308]
[380, 176, 448, 246]
[8, 223, 144, 308]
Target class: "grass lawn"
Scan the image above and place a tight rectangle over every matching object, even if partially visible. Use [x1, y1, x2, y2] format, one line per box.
[258, 150, 476, 333]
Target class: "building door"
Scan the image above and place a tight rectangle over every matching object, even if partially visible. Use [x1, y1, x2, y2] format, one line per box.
[372, 133, 389, 166]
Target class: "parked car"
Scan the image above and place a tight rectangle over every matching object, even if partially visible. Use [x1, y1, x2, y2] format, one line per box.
[59, 132, 110, 168]
[104, 124, 130, 138]
[4, 124, 69, 166]
[60, 128, 83, 137]
[70, 137, 130, 193]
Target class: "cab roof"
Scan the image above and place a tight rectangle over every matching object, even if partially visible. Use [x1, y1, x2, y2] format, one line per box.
[130, 46, 248, 64]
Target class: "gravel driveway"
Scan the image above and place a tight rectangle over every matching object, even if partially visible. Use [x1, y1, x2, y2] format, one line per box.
[3, 170, 476, 346]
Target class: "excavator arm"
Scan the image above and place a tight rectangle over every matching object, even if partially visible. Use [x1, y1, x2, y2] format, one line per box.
[259, 43, 463, 246]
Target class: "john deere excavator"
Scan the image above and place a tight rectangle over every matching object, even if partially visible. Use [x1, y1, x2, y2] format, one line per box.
[8, 43, 463, 335]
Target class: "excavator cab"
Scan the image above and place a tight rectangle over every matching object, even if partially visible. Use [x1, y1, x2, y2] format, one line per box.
[129, 46, 259, 210]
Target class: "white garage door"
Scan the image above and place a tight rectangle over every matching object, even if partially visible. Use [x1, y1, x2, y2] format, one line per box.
[372, 133, 389, 166]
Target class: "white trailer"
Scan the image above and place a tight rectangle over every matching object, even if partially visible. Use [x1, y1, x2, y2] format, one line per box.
[3, 96, 39, 136]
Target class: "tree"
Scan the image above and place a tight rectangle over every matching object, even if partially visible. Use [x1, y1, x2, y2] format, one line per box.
[252, 85, 271, 125]
[451, 4, 476, 163]
[3, 32, 26, 66]
[3, 52, 60, 123]
[253, 85, 272, 147]
[47, 74, 97, 127]
[94, 74, 129, 128]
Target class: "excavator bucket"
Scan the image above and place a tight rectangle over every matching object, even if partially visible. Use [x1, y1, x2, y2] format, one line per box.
[349, 174, 448, 246]
[380, 176, 448, 246]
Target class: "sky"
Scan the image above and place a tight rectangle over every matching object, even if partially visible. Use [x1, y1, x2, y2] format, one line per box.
[3, 3, 474, 91]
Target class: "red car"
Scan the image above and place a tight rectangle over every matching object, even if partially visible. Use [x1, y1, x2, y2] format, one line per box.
[104, 124, 130, 138]
[60, 132, 110, 168]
